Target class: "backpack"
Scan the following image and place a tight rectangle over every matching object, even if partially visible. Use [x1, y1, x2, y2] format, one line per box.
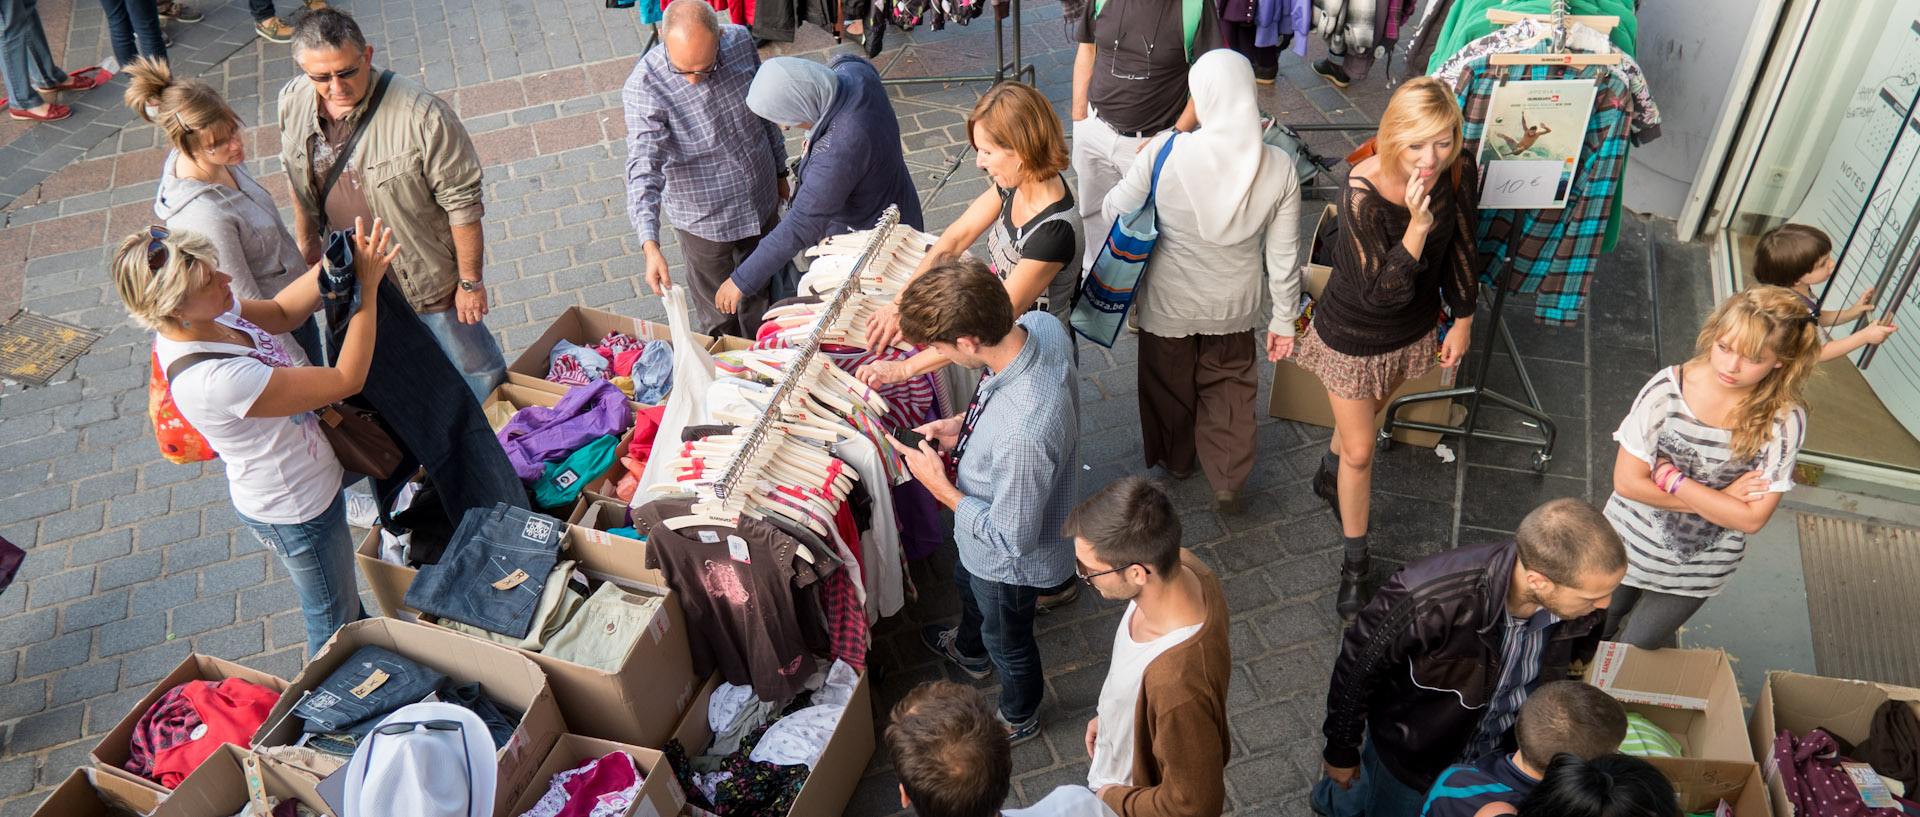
[147, 349, 236, 464]
[1093, 0, 1206, 61]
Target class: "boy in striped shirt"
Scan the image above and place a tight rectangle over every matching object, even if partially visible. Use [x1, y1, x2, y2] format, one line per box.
[1420, 681, 1628, 817]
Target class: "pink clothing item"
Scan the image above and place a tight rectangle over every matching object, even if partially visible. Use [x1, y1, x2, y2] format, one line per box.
[610, 349, 644, 377]
[516, 751, 643, 817]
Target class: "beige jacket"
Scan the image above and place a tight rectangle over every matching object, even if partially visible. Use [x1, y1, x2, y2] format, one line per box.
[277, 70, 485, 311]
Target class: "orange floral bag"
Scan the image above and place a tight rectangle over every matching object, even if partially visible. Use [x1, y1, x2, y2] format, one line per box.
[147, 347, 220, 464]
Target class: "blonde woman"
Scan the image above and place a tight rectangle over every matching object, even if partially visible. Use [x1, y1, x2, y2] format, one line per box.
[1603, 287, 1818, 649]
[110, 220, 395, 656]
[1291, 77, 1481, 620]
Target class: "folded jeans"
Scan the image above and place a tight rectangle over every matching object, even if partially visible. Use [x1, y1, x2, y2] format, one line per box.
[404, 503, 565, 636]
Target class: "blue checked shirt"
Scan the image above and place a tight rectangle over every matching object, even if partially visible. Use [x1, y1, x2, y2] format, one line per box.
[623, 25, 786, 246]
[1451, 55, 1636, 325]
[1462, 608, 1558, 764]
[952, 313, 1081, 588]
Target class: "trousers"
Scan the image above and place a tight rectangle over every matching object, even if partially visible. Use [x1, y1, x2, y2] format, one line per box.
[416, 306, 507, 404]
[952, 559, 1047, 724]
[1361, 732, 1431, 817]
[1603, 584, 1707, 650]
[1138, 330, 1259, 492]
[238, 490, 365, 657]
[678, 212, 779, 339]
[0, 0, 66, 110]
[1223, 20, 1280, 69]
[95, 0, 165, 67]
[1072, 111, 1158, 270]
[404, 502, 565, 636]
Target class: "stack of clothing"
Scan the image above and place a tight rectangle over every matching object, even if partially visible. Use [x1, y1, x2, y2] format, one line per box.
[283, 645, 523, 762]
[514, 750, 648, 817]
[496, 380, 636, 510]
[663, 661, 859, 815]
[124, 677, 282, 788]
[547, 331, 674, 403]
[402, 504, 667, 672]
[1772, 726, 1920, 816]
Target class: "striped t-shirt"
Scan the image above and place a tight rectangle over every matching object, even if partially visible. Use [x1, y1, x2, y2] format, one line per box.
[1604, 366, 1807, 598]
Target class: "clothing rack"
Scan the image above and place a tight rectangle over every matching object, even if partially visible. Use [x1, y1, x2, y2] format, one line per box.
[712, 204, 903, 499]
[1377, 0, 1615, 471]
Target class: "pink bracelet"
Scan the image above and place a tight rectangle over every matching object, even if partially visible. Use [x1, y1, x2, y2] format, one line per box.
[1663, 471, 1685, 494]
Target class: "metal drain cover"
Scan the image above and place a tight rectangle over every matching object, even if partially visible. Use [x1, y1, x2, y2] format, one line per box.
[0, 310, 103, 387]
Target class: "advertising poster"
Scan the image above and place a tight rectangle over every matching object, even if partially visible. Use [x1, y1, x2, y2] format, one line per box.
[1475, 78, 1597, 209]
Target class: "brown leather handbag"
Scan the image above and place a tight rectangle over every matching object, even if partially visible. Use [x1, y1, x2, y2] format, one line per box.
[316, 402, 403, 479]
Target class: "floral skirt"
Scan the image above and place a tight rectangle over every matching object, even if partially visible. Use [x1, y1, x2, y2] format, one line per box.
[1292, 323, 1438, 401]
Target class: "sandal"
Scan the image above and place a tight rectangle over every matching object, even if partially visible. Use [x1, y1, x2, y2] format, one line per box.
[34, 66, 109, 93]
[10, 104, 73, 122]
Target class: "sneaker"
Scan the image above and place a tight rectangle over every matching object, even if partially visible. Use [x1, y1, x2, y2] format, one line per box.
[1036, 583, 1079, 615]
[1312, 58, 1351, 87]
[255, 16, 293, 42]
[921, 625, 992, 679]
[999, 710, 1042, 746]
[156, 1, 202, 22]
[344, 490, 379, 528]
[1253, 63, 1278, 85]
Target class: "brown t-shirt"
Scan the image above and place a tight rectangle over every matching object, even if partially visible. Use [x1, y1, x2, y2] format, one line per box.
[1077, 0, 1224, 135]
[635, 498, 826, 701]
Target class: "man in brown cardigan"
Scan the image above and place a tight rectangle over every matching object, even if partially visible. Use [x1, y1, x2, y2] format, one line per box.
[1069, 477, 1232, 817]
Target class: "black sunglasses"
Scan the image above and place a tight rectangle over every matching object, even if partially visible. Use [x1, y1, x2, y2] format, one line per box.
[1076, 559, 1144, 585]
[370, 719, 473, 811]
[305, 63, 363, 84]
[146, 225, 171, 271]
[669, 54, 721, 76]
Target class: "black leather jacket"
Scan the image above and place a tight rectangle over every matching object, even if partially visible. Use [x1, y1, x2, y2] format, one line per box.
[1320, 540, 1605, 789]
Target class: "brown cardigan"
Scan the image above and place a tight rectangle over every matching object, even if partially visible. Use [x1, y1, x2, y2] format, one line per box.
[1097, 550, 1233, 817]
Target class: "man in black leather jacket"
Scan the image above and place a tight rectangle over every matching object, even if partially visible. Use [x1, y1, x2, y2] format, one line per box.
[1317, 498, 1628, 817]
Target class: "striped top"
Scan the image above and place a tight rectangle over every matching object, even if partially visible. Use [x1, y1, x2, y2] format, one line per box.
[1604, 366, 1807, 598]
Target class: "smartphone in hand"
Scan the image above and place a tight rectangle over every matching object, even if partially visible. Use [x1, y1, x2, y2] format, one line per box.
[893, 428, 940, 452]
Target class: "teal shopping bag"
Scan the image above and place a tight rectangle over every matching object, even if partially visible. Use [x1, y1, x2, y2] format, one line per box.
[1072, 134, 1180, 348]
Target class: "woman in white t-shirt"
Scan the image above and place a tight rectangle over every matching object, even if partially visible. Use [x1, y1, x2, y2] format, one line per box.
[109, 220, 397, 656]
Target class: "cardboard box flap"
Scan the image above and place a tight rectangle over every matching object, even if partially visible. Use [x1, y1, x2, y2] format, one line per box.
[31, 770, 126, 817]
[152, 744, 323, 817]
[1590, 641, 1720, 711]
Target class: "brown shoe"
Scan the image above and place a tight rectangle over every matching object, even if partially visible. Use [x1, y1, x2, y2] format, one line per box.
[255, 16, 293, 42]
[156, 1, 202, 22]
[1036, 583, 1079, 615]
[1213, 490, 1241, 515]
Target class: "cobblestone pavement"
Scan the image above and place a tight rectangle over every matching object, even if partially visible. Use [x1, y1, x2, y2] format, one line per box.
[0, 0, 1678, 812]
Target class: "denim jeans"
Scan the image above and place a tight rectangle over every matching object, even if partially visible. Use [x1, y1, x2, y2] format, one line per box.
[238, 491, 365, 657]
[95, 0, 166, 67]
[0, 0, 66, 110]
[416, 307, 506, 404]
[293, 645, 446, 734]
[952, 560, 1046, 723]
[247, 0, 276, 22]
[403, 503, 564, 635]
[1361, 732, 1431, 817]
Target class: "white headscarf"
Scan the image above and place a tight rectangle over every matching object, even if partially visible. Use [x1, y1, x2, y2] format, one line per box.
[344, 703, 495, 817]
[747, 57, 839, 132]
[1167, 50, 1286, 245]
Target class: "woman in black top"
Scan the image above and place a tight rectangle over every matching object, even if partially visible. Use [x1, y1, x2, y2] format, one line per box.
[1291, 77, 1480, 620]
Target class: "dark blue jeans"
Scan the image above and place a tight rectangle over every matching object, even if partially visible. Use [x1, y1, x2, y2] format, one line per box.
[403, 503, 564, 635]
[1362, 732, 1430, 817]
[952, 560, 1046, 724]
[95, 0, 165, 66]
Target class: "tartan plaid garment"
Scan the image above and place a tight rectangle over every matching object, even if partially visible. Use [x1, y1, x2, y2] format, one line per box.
[1451, 58, 1637, 325]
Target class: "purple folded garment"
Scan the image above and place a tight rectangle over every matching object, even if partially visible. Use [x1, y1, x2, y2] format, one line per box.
[498, 380, 635, 483]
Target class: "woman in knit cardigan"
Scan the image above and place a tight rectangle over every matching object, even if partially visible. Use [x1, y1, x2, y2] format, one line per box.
[1102, 49, 1303, 516]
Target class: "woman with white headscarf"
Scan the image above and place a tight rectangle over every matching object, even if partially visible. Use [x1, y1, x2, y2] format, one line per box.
[1103, 49, 1302, 515]
[712, 55, 924, 318]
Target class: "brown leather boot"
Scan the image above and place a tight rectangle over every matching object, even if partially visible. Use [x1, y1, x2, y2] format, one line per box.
[1337, 556, 1370, 622]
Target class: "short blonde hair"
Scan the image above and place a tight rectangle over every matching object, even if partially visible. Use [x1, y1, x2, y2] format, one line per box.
[111, 227, 217, 331]
[122, 57, 241, 155]
[1375, 76, 1463, 172]
[967, 82, 1070, 181]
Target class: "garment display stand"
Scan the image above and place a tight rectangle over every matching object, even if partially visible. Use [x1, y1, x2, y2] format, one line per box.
[1377, 1, 1620, 471]
[879, 0, 1034, 204]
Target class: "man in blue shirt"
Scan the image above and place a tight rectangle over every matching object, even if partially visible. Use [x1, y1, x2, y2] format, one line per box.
[893, 258, 1080, 746]
[1421, 681, 1627, 817]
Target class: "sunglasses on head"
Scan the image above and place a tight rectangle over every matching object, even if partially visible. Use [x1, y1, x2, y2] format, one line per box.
[146, 225, 171, 271]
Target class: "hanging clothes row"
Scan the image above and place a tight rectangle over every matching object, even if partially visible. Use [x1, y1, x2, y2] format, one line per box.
[634, 210, 927, 701]
[1433, 6, 1657, 324]
[1403, 0, 1637, 78]
[1312, 0, 1420, 81]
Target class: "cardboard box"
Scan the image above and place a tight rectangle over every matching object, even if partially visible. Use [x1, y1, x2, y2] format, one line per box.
[151, 744, 325, 817]
[568, 495, 633, 535]
[1267, 204, 1455, 448]
[507, 306, 710, 396]
[32, 768, 168, 817]
[707, 334, 756, 355]
[1586, 642, 1768, 816]
[1749, 670, 1920, 817]
[355, 524, 417, 619]
[89, 653, 291, 798]
[507, 735, 688, 817]
[487, 381, 645, 509]
[251, 618, 565, 816]
[668, 671, 874, 817]
[355, 523, 697, 748]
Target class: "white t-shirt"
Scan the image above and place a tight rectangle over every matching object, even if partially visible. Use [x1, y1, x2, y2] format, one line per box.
[155, 310, 342, 524]
[1005, 785, 1120, 817]
[1087, 602, 1204, 789]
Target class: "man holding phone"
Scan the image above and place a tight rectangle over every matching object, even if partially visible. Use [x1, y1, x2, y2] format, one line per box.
[889, 258, 1081, 746]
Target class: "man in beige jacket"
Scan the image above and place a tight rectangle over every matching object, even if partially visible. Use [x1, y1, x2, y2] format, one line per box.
[277, 8, 504, 402]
